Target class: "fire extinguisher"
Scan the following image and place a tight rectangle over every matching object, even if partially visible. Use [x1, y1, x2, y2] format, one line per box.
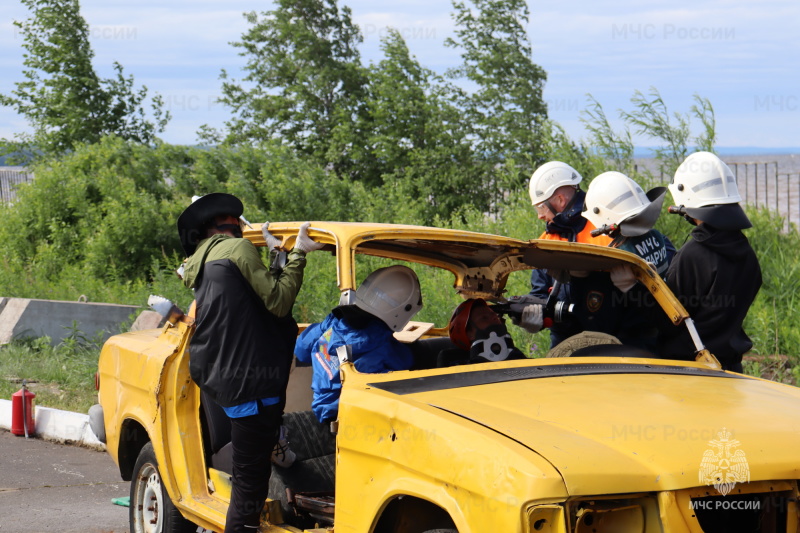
[11, 380, 36, 438]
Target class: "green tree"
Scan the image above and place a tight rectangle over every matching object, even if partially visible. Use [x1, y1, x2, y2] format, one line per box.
[341, 29, 486, 219]
[0, 137, 185, 281]
[172, 142, 361, 223]
[580, 95, 636, 176]
[445, 0, 548, 176]
[214, 0, 367, 174]
[581, 88, 717, 181]
[0, 0, 169, 161]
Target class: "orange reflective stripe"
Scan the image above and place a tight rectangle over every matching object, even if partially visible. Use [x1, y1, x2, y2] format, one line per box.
[576, 224, 612, 246]
[537, 223, 612, 246]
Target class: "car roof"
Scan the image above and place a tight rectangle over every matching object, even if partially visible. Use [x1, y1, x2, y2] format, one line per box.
[244, 221, 689, 325]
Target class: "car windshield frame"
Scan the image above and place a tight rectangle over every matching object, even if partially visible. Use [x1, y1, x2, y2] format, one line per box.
[244, 221, 716, 365]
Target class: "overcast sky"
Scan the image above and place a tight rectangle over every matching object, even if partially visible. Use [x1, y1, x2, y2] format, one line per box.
[1, 0, 798, 149]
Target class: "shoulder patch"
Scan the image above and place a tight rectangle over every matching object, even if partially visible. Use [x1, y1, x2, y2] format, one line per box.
[586, 290, 604, 313]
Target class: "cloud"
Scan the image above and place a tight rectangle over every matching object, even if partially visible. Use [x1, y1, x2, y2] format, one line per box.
[1, 0, 797, 147]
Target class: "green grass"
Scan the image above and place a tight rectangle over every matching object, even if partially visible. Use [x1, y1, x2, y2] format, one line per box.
[0, 333, 101, 414]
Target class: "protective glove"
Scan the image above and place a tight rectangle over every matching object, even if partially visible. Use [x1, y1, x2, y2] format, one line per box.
[147, 295, 174, 317]
[294, 222, 324, 253]
[610, 264, 637, 293]
[261, 223, 282, 250]
[512, 303, 544, 334]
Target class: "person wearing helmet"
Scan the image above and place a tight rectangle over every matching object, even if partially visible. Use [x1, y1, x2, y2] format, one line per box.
[295, 265, 423, 424]
[442, 298, 525, 366]
[529, 161, 613, 245]
[659, 152, 762, 371]
[523, 162, 612, 347]
[583, 171, 675, 279]
[178, 193, 324, 532]
[571, 172, 677, 351]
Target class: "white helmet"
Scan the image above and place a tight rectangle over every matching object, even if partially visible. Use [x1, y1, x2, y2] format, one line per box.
[529, 161, 582, 205]
[584, 172, 667, 237]
[670, 152, 742, 207]
[354, 266, 423, 332]
[670, 152, 750, 229]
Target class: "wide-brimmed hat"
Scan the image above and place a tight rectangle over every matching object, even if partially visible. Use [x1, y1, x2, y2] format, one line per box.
[176, 193, 243, 256]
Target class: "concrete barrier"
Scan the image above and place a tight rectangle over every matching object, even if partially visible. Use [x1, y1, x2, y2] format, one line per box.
[0, 399, 105, 450]
[0, 297, 140, 345]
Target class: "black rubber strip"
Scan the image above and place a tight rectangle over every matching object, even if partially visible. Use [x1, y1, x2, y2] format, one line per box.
[368, 363, 744, 395]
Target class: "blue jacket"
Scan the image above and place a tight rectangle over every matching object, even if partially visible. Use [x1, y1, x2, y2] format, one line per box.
[295, 313, 414, 423]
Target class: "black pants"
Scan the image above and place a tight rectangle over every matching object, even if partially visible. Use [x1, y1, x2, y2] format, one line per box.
[225, 402, 282, 531]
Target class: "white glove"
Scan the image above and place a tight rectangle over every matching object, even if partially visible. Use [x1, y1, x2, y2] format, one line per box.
[518, 303, 544, 334]
[294, 222, 324, 253]
[261, 223, 282, 250]
[148, 295, 174, 317]
[610, 265, 637, 293]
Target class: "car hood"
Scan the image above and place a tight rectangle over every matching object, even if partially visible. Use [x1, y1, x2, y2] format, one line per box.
[394, 361, 800, 496]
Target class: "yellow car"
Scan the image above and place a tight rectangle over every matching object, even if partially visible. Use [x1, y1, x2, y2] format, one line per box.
[92, 222, 800, 533]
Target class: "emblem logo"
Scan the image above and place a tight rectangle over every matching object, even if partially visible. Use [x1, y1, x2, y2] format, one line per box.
[699, 428, 750, 496]
[586, 290, 604, 313]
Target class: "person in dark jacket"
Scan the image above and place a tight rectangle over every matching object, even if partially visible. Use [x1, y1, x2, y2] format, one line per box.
[659, 152, 762, 372]
[295, 265, 423, 424]
[522, 161, 612, 347]
[178, 193, 323, 532]
[578, 171, 676, 352]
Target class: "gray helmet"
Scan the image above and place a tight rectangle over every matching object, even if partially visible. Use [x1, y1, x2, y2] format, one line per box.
[353, 266, 423, 332]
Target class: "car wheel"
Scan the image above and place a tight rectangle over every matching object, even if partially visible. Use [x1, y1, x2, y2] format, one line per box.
[130, 442, 195, 533]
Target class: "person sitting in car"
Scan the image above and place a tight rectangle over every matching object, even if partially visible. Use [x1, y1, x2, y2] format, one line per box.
[295, 265, 423, 425]
[442, 298, 526, 366]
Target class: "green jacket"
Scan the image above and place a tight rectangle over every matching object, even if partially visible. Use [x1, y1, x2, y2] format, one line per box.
[183, 234, 306, 318]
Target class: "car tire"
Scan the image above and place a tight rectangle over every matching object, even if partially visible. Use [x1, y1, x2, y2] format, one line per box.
[130, 442, 196, 533]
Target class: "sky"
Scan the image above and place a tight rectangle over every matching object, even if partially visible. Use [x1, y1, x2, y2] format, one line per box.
[1, 0, 798, 149]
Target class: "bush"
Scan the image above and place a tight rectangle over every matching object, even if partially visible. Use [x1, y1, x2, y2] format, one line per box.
[0, 137, 185, 283]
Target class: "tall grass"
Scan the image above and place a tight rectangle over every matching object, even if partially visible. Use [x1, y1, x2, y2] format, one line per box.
[0, 326, 103, 413]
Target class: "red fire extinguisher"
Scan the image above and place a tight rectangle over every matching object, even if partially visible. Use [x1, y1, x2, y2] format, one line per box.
[11, 380, 36, 438]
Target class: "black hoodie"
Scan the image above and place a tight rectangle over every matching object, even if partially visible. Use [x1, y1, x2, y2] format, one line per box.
[659, 224, 762, 369]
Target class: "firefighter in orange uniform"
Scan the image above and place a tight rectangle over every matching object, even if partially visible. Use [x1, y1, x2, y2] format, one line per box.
[517, 162, 612, 347]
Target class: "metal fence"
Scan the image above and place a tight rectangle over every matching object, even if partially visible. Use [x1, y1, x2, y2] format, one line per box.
[727, 161, 800, 230]
[0, 168, 34, 203]
[641, 159, 800, 231]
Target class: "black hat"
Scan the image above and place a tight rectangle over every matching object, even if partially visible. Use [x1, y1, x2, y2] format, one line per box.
[177, 193, 243, 256]
[618, 186, 667, 237]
